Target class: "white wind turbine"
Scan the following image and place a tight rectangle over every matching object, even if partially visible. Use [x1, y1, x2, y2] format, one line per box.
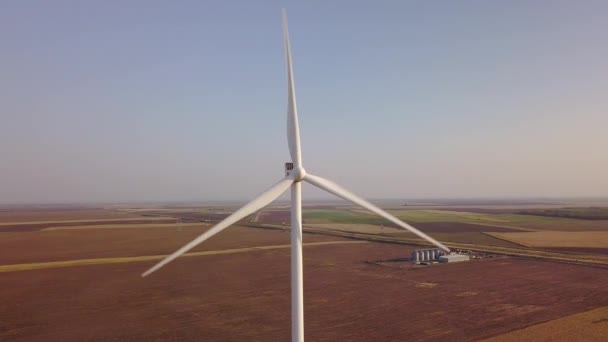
[142, 9, 450, 342]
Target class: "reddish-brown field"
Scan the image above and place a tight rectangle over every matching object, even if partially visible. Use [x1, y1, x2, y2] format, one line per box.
[0, 208, 142, 222]
[2, 208, 608, 341]
[483, 305, 608, 341]
[161, 212, 232, 222]
[0, 225, 345, 265]
[0, 219, 179, 232]
[257, 210, 291, 224]
[1, 232, 608, 341]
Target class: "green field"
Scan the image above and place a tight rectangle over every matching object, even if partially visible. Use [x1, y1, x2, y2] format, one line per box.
[302, 208, 608, 232]
[518, 207, 608, 220]
[302, 209, 492, 225]
[388, 209, 511, 223]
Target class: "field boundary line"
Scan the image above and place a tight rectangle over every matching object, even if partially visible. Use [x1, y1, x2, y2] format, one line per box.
[481, 232, 530, 247]
[0, 240, 366, 273]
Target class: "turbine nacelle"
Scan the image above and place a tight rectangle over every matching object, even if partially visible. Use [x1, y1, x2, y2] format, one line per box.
[285, 162, 306, 182]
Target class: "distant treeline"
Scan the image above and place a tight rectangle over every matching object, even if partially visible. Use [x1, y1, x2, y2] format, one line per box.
[518, 207, 608, 220]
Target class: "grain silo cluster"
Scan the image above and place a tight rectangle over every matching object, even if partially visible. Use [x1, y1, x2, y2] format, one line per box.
[411, 248, 470, 264]
[411, 248, 446, 262]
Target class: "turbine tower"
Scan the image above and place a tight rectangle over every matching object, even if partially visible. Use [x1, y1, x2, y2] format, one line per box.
[142, 9, 450, 342]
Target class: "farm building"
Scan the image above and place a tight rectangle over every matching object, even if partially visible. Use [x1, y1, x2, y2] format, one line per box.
[439, 254, 470, 263]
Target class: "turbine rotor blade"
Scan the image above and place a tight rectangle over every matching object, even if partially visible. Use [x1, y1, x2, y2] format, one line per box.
[142, 176, 294, 277]
[282, 9, 303, 167]
[304, 173, 451, 252]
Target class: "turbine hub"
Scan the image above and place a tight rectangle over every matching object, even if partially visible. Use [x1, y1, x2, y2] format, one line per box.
[285, 162, 306, 182]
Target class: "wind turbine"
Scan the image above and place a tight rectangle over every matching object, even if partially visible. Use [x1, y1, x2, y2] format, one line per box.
[142, 9, 450, 342]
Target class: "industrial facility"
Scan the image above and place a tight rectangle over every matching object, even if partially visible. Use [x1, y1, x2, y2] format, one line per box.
[411, 248, 470, 264]
[411, 248, 446, 263]
[439, 254, 470, 263]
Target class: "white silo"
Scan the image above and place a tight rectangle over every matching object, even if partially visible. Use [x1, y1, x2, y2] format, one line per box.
[424, 250, 430, 260]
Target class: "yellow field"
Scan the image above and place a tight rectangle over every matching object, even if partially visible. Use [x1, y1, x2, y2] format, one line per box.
[483, 306, 608, 341]
[487, 231, 608, 248]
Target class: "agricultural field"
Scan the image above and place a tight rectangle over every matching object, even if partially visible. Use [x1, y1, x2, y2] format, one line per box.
[256, 207, 605, 254]
[517, 207, 608, 220]
[303, 209, 389, 225]
[301, 223, 525, 249]
[122, 205, 608, 261]
[304, 223, 403, 235]
[488, 231, 608, 248]
[539, 247, 608, 256]
[0, 208, 143, 222]
[410, 232, 524, 249]
[254, 210, 290, 225]
[148, 211, 232, 222]
[301, 208, 575, 229]
[484, 305, 608, 341]
[1, 206, 607, 341]
[0, 223, 345, 265]
[0, 218, 179, 232]
[1, 227, 608, 340]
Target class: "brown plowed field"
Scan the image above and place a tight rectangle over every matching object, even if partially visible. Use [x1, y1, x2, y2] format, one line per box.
[483, 305, 608, 341]
[0, 219, 179, 232]
[163, 212, 232, 222]
[257, 210, 291, 224]
[0, 226, 347, 265]
[1, 238, 608, 341]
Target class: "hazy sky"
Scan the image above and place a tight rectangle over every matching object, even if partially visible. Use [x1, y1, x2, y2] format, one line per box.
[1, 1, 607, 204]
